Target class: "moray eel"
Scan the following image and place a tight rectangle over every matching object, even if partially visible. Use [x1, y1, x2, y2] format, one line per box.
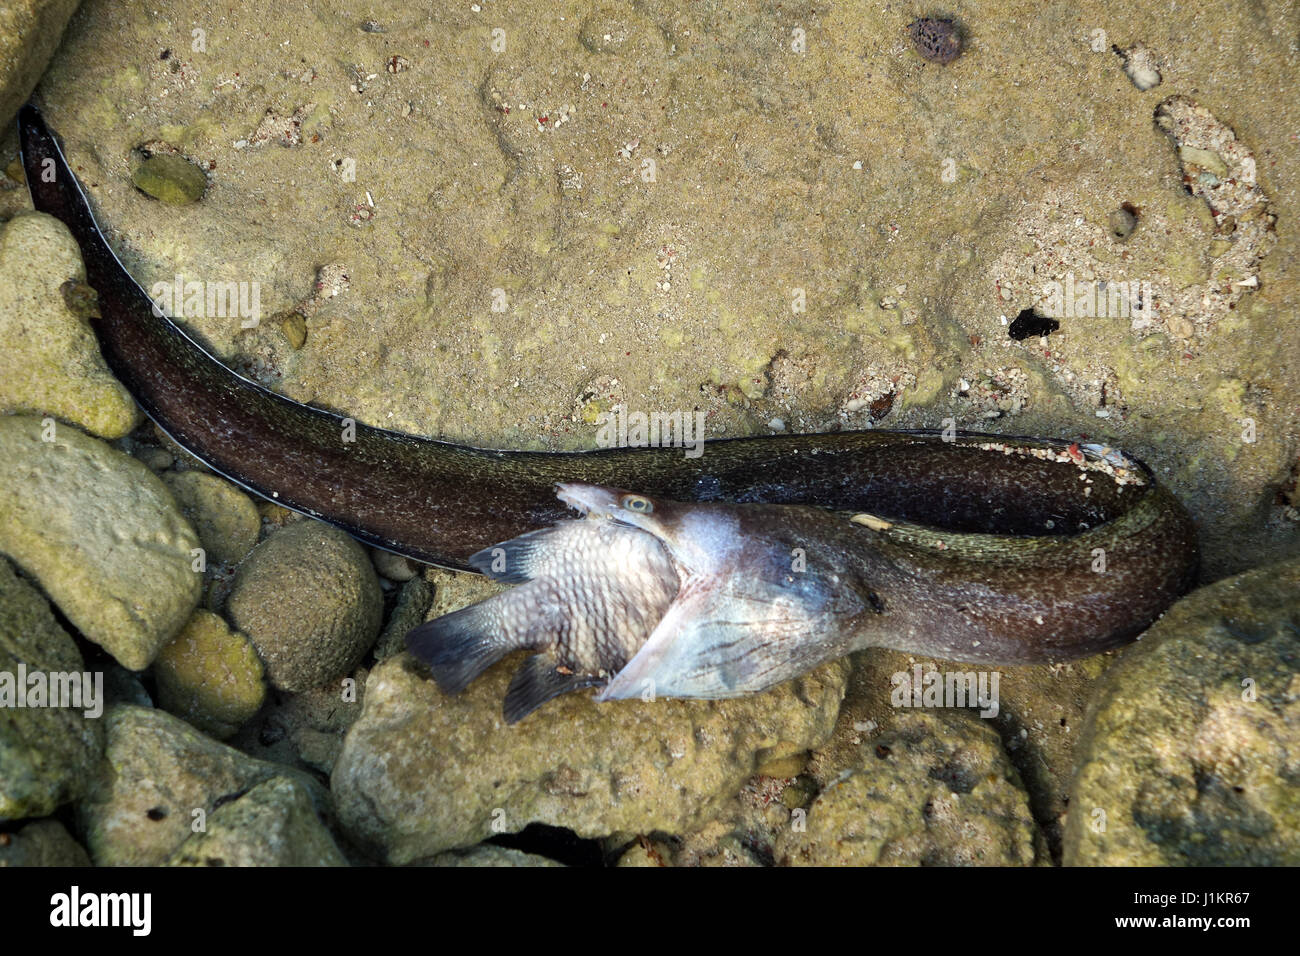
[18, 104, 1199, 717]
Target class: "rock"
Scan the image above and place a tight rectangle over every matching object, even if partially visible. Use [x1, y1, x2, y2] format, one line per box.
[230, 668, 366, 776]
[152, 609, 266, 740]
[0, 557, 104, 822]
[370, 547, 418, 582]
[0, 415, 201, 670]
[0, 212, 138, 438]
[77, 704, 335, 866]
[372, 575, 433, 661]
[331, 652, 849, 863]
[131, 154, 208, 204]
[225, 519, 382, 692]
[0, 1, 79, 131]
[0, 819, 91, 866]
[776, 710, 1040, 866]
[166, 777, 347, 866]
[818, 648, 1114, 863]
[416, 845, 563, 867]
[1064, 558, 1300, 866]
[161, 470, 260, 566]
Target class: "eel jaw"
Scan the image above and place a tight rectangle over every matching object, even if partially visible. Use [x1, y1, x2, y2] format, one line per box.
[555, 481, 624, 519]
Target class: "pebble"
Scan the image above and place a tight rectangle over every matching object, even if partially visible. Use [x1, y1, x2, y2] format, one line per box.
[131, 153, 208, 204]
[77, 705, 335, 865]
[152, 609, 266, 740]
[0, 213, 139, 439]
[0, 415, 201, 670]
[0, 557, 104, 821]
[225, 519, 382, 692]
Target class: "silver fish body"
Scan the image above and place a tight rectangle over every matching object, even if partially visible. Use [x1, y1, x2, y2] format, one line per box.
[404, 513, 679, 722]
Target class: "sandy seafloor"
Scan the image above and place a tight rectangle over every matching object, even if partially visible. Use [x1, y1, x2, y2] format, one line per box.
[0, 0, 1297, 869]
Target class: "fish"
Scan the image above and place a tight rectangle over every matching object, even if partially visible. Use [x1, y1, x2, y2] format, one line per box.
[17, 104, 1200, 713]
[406, 507, 679, 722]
[409, 473, 1198, 720]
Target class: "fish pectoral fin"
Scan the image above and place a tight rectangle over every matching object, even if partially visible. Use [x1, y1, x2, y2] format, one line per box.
[503, 654, 602, 724]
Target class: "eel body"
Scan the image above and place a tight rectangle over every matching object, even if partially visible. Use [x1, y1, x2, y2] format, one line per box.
[18, 104, 1199, 690]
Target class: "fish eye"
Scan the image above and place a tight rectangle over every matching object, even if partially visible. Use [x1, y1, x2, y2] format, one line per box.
[620, 494, 653, 514]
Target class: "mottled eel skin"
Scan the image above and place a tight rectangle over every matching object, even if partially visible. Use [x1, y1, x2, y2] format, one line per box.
[18, 104, 1198, 664]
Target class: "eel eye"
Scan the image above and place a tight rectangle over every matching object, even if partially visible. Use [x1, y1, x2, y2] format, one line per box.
[620, 494, 653, 514]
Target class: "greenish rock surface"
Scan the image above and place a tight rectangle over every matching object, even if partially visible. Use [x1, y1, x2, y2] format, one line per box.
[0, 557, 103, 822]
[331, 652, 849, 863]
[417, 845, 564, 867]
[161, 470, 261, 567]
[131, 153, 208, 204]
[0, 819, 92, 866]
[153, 609, 266, 739]
[166, 776, 347, 866]
[1064, 558, 1300, 866]
[372, 574, 433, 661]
[777, 710, 1040, 866]
[225, 519, 382, 692]
[230, 666, 366, 776]
[0, 415, 201, 670]
[815, 647, 1116, 863]
[0, 0, 78, 131]
[77, 704, 335, 866]
[0, 212, 139, 438]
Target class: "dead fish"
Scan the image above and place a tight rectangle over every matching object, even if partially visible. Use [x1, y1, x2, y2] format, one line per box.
[558, 483, 878, 703]
[404, 504, 679, 722]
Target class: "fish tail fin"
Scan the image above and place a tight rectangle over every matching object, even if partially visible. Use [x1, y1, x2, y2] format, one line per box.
[503, 654, 601, 724]
[405, 607, 512, 695]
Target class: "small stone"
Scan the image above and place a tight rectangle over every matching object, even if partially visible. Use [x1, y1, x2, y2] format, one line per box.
[372, 575, 434, 661]
[162, 470, 261, 566]
[776, 710, 1039, 865]
[0, 557, 104, 821]
[226, 520, 383, 692]
[370, 547, 419, 582]
[1117, 43, 1162, 91]
[77, 705, 332, 865]
[0, 213, 139, 439]
[0, 819, 91, 866]
[908, 17, 963, 65]
[131, 153, 208, 204]
[153, 610, 266, 740]
[417, 845, 563, 867]
[280, 310, 308, 350]
[0, 416, 201, 670]
[1064, 558, 1300, 866]
[166, 777, 347, 866]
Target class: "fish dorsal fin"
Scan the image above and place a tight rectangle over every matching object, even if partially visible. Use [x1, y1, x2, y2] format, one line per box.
[468, 525, 570, 583]
[504, 654, 603, 724]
